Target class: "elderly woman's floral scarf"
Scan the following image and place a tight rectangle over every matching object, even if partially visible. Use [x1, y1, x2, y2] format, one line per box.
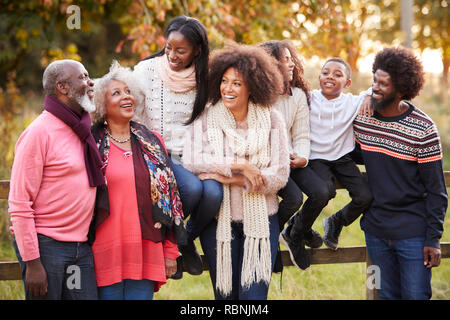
[89, 120, 187, 246]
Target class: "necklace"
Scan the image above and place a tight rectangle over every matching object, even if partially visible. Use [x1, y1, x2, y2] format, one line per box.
[106, 129, 131, 143]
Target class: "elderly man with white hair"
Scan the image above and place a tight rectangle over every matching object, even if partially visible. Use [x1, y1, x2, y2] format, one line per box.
[8, 59, 103, 300]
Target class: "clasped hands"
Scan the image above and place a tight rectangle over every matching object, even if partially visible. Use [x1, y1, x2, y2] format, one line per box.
[197, 161, 266, 193]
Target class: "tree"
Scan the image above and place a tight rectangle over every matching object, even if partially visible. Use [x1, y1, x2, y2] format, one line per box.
[0, 0, 134, 90]
[362, 0, 450, 84]
[401, 0, 414, 48]
[0, 0, 135, 181]
[287, 0, 394, 72]
[413, 0, 449, 84]
[119, 0, 295, 59]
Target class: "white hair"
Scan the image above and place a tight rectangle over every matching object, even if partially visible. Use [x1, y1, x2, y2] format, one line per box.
[42, 59, 79, 95]
[91, 60, 145, 124]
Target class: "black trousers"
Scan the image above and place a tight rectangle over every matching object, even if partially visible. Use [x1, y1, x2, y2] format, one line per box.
[287, 154, 373, 237]
[277, 176, 304, 231]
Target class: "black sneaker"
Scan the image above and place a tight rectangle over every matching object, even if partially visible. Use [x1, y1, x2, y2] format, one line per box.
[280, 226, 310, 270]
[304, 229, 323, 248]
[323, 215, 343, 250]
[179, 240, 203, 275]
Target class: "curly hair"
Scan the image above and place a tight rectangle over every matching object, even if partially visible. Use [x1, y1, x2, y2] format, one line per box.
[91, 60, 145, 124]
[208, 43, 284, 108]
[260, 40, 311, 106]
[372, 47, 425, 100]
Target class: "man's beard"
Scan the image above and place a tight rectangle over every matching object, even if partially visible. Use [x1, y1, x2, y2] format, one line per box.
[68, 86, 96, 113]
[370, 91, 397, 112]
[76, 93, 96, 113]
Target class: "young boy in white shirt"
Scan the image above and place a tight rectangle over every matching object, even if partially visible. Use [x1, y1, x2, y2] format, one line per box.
[282, 58, 372, 269]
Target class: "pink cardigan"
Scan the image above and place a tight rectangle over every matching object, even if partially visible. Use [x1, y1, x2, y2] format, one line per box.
[183, 107, 290, 221]
[8, 111, 96, 261]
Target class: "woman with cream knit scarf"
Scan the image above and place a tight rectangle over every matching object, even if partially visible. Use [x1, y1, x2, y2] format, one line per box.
[183, 43, 290, 299]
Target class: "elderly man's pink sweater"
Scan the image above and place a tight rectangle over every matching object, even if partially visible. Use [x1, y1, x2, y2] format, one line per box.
[8, 111, 96, 261]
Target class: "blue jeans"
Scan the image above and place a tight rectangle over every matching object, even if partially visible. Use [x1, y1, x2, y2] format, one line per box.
[98, 279, 155, 300]
[365, 232, 432, 300]
[13, 234, 98, 300]
[200, 214, 279, 300]
[171, 160, 223, 241]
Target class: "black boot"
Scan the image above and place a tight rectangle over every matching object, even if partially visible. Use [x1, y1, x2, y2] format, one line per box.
[323, 214, 344, 250]
[304, 229, 323, 248]
[179, 239, 203, 275]
[289, 214, 306, 241]
[289, 213, 323, 248]
[280, 225, 310, 270]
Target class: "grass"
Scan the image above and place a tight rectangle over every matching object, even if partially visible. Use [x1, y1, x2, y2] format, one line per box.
[1, 189, 449, 300]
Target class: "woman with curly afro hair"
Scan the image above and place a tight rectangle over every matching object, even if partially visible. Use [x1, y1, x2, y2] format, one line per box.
[354, 46, 448, 300]
[182, 43, 290, 299]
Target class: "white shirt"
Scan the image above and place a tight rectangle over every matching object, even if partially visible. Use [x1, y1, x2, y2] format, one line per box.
[133, 58, 195, 156]
[309, 89, 370, 161]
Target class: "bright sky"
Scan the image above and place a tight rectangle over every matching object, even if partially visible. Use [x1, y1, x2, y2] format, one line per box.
[359, 47, 444, 74]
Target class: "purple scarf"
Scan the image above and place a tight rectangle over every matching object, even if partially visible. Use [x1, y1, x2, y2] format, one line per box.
[43, 94, 105, 187]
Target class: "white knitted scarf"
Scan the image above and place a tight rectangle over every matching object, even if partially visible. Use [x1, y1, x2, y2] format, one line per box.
[206, 100, 272, 296]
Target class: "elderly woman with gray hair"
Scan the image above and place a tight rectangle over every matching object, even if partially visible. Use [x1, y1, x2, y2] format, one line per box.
[89, 61, 187, 300]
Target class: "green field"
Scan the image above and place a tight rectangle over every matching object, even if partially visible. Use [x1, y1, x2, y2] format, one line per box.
[1, 190, 449, 300]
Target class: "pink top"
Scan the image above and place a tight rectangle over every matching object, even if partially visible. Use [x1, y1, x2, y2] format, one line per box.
[91, 142, 178, 291]
[8, 111, 96, 261]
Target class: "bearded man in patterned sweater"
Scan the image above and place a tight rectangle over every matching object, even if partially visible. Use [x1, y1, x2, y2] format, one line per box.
[353, 47, 448, 300]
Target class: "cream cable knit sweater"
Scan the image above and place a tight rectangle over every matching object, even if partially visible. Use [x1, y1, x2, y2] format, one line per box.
[183, 105, 290, 222]
[272, 87, 310, 161]
[133, 58, 196, 156]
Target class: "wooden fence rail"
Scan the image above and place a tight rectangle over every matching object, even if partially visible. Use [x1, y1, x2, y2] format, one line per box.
[1, 173, 450, 300]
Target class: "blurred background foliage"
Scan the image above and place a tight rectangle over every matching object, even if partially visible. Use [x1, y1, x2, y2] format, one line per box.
[0, 0, 449, 252]
[1, 1, 448, 89]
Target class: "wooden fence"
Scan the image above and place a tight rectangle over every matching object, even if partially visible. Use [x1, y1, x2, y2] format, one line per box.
[1, 173, 450, 300]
